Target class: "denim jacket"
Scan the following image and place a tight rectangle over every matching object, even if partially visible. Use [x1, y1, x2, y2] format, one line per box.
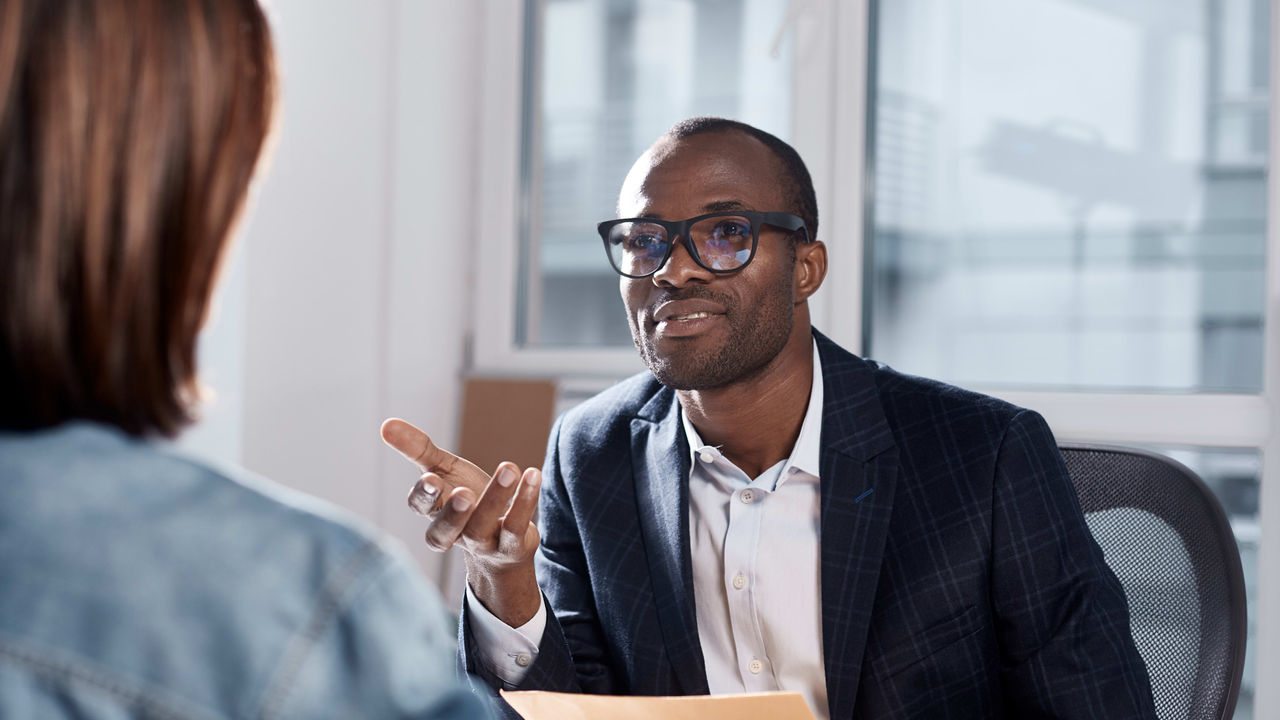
[0, 422, 492, 720]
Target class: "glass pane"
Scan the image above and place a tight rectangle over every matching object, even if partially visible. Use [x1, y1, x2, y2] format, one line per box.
[867, 0, 1270, 392]
[520, 0, 795, 347]
[1132, 447, 1260, 719]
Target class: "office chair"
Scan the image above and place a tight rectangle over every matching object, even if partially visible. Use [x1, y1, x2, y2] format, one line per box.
[1058, 444, 1248, 720]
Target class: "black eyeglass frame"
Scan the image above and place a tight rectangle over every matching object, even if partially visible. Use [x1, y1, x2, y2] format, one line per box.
[597, 210, 809, 279]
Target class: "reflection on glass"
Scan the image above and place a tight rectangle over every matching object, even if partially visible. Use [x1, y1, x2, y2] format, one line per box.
[867, 0, 1270, 392]
[520, 0, 794, 347]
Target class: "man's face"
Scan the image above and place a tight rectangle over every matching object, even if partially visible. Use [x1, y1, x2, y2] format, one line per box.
[618, 131, 800, 391]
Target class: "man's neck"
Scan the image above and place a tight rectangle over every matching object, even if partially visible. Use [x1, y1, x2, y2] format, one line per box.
[677, 325, 815, 479]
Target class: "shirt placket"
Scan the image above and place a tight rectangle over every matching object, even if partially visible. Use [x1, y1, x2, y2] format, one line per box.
[722, 471, 778, 691]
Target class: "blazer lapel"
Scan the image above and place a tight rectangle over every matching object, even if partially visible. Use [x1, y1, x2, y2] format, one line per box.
[814, 332, 900, 720]
[630, 389, 709, 695]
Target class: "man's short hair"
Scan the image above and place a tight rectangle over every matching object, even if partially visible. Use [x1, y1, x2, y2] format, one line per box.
[0, 0, 277, 437]
[664, 117, 819, 243]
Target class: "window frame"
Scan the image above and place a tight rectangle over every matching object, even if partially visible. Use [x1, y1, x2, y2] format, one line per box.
[473, 1, 1280, 713]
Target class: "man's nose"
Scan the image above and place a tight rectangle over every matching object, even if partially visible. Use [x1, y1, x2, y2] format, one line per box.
[652, 237, 712, 287]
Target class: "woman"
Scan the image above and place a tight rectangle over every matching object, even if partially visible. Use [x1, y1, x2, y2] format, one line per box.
[0, 2, 490, 717]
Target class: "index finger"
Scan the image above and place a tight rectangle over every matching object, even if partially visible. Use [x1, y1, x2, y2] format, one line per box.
[380, 417, 459, 474]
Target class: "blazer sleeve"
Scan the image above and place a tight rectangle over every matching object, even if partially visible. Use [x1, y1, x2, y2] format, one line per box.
[990, 410, 1157, 718]
[459, 416, 619, 696]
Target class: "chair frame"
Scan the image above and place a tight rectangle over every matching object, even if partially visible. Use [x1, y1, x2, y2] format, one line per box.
[1059, 443, 1248, 720]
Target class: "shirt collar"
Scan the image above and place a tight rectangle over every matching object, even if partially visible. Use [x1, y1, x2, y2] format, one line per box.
[680, 338, 824, 485]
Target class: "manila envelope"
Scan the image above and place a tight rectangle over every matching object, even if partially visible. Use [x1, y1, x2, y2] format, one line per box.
[499, 690, 818, 720]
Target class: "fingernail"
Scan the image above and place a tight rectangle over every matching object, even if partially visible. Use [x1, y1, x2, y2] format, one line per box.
[408, 492, 433, 515]
[452, 495, 472, 511]
[527, 470, 542, 488]
[419, 476, 439, 497]
[497, 467, 517, 487]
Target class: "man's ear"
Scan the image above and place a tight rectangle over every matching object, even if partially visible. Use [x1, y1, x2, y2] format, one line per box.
[793, 240, 827, 302]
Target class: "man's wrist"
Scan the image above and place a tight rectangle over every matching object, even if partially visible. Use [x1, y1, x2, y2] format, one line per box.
[465, 556, 542, 628]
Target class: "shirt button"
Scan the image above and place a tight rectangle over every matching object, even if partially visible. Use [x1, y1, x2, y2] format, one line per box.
[732, 574, 747, 590]
[699, 449, 715, 463]
[514, 653, 532, 667]
[748, 659, 763, 674]
[740, 489, 755, 503]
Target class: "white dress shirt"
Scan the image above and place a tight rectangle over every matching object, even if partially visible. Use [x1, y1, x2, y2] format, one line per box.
[467, 342, 828, 719]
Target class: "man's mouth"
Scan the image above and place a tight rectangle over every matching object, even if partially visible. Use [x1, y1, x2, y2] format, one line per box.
[649, 298, 729, 339]
[651, 298, 728, 325]
[668, 311, 714, 322]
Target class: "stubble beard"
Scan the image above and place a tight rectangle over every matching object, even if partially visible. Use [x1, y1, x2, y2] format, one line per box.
[629, 280, 795, 391]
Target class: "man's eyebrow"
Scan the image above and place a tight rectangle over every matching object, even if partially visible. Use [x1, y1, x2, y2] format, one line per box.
[702, 200, 751, 213]
[629, 200, 751, 220]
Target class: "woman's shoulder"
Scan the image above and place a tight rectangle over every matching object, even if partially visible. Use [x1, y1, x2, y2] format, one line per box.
[2, 420, 382, 560]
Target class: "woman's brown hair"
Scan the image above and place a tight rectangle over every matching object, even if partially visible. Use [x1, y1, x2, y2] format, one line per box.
[0, 0, 276, 436]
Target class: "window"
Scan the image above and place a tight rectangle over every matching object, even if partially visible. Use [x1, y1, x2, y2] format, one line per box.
[867, 0, 1269, 393]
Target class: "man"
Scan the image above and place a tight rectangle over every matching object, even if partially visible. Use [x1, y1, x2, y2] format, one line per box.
[382, 118, 1156, 718]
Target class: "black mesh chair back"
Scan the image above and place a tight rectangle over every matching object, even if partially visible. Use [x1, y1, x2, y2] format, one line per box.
[1059, 444, 1247, 720]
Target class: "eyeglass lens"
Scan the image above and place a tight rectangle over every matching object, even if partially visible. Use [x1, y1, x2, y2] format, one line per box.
[606, 215, 755, 276]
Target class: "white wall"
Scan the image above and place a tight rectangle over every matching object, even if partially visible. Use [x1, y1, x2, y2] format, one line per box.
[185, 0, 487, 592]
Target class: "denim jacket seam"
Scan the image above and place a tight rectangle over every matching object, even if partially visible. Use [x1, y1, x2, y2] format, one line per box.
[253, 538, 390, 720]
[0, 632, 222, 720]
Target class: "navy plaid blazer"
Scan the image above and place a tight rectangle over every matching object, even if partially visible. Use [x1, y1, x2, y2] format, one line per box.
[462, 331, 1156, 719]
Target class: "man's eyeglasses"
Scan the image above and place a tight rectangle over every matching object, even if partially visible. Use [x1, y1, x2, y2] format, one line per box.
[597, 211, 809, 279]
